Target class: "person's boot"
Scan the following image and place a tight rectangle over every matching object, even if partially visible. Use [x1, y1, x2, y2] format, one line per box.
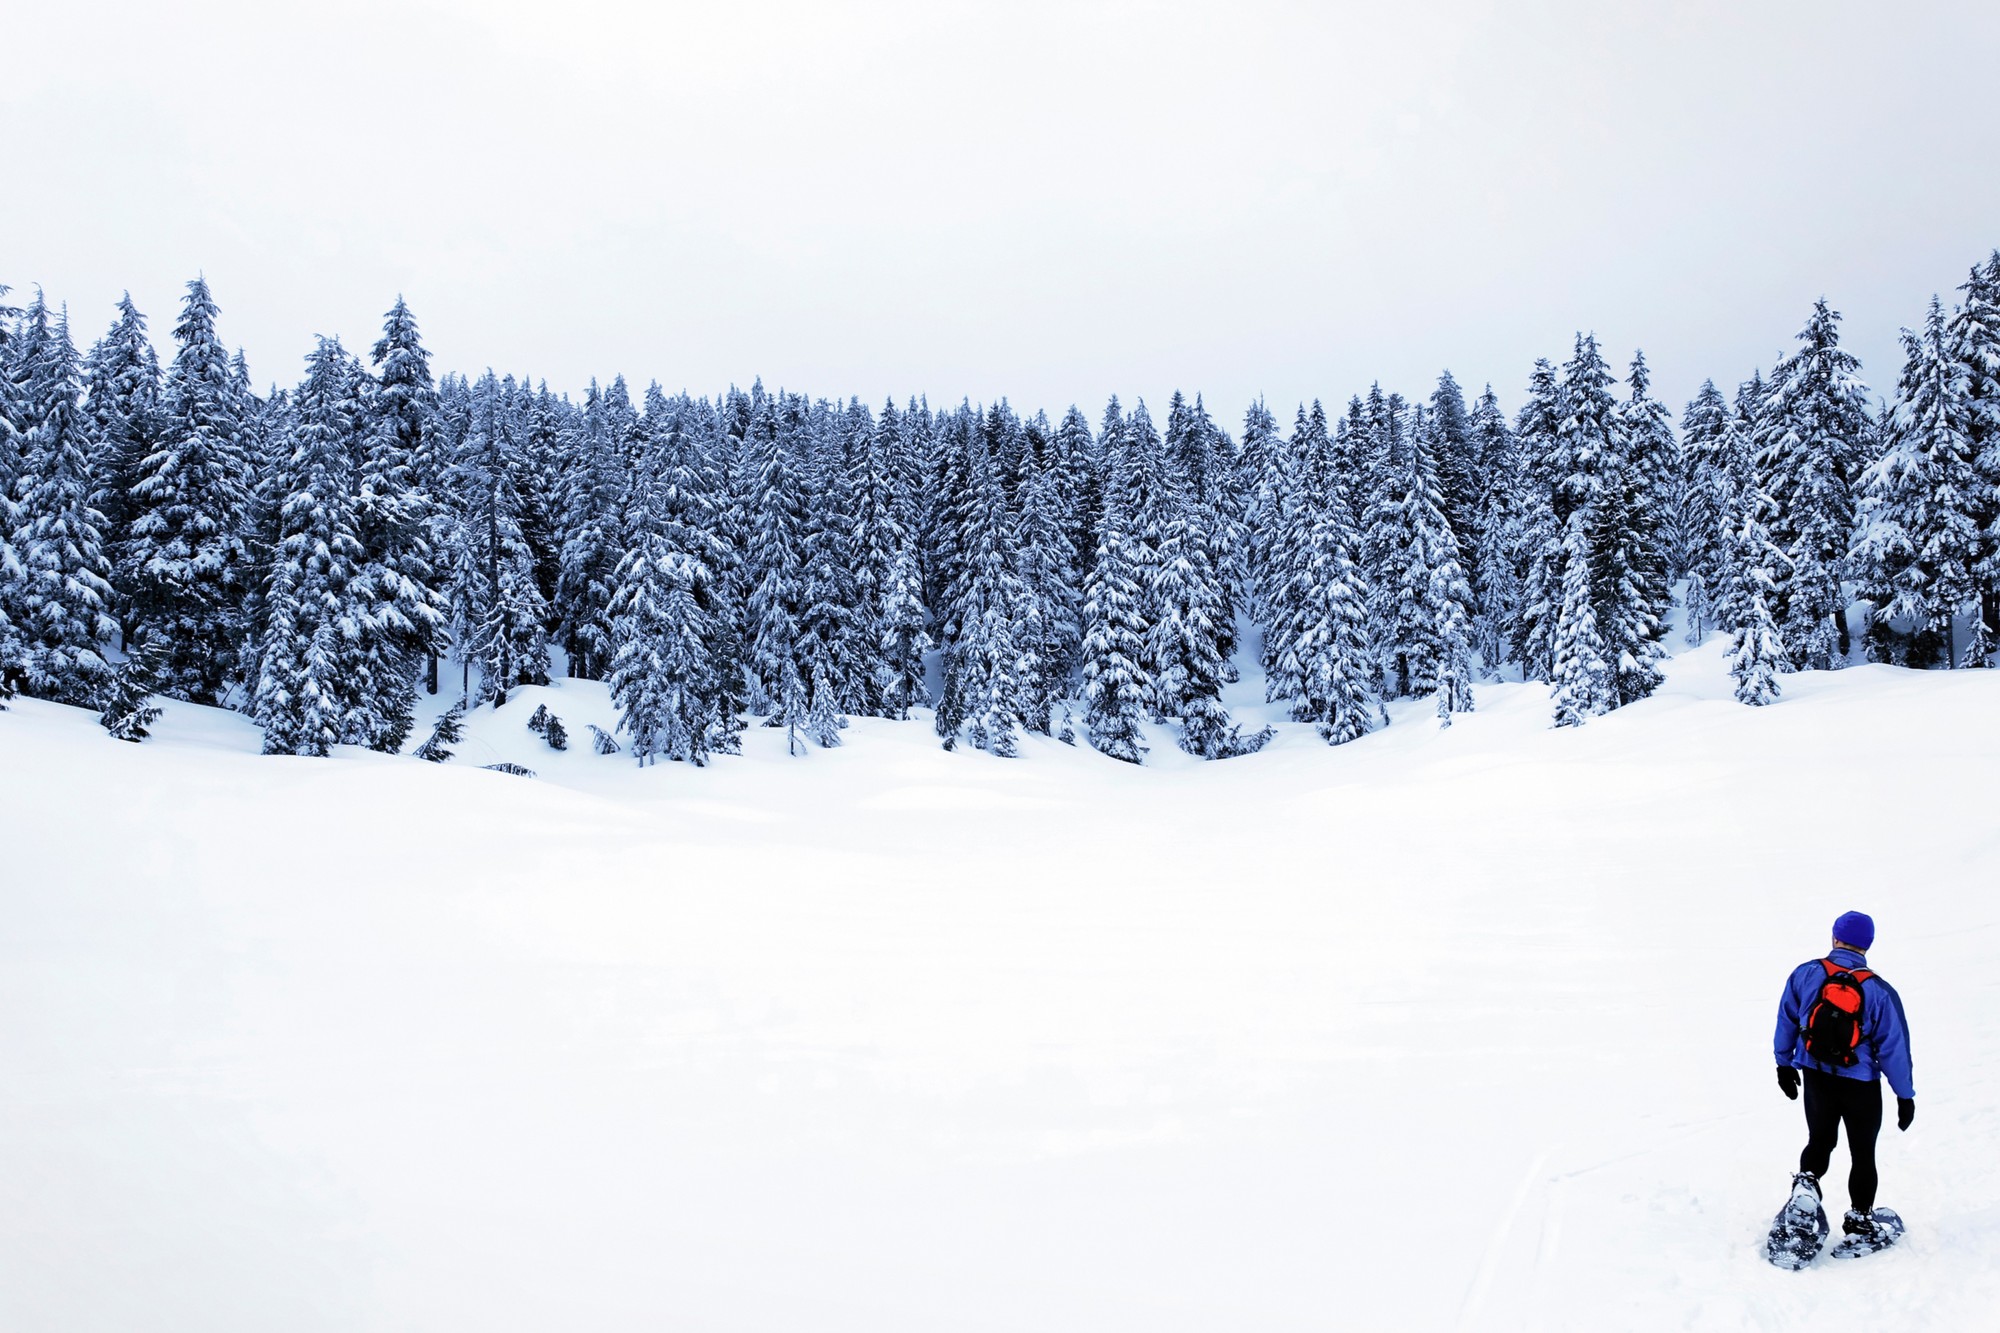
[1765, 1173, 1829, 1268]
[1831, 1205, 1905, 1256]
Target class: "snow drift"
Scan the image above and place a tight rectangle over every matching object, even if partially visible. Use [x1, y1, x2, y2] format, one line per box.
[3, 637, 1997, 1331]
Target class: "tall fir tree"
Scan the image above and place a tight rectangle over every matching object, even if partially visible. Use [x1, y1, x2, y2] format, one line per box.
[1602, 349, 1672, 704]
[743, 389, 807, 735]
[862, 399, 929, 718]
[1055, 403, 1101, 582]
[1948, 253, 2000, 642]
[1428, 370, 1481, 577]
[1120, 399, 1172, 685]
[1510, 361, 1564, 679]
[254, 338, 368, 756]
[446, 372, 549, 705]
[1237, 397, 1285, 621]
[609, 527, 725, 765]
[127, 277, 252, 704]
[1678, 380, 1740, 645]
[796, 401, 866, 730]
[1015, 458, 1081, 733]
[1080, 475, 1150, 764]
[1548, 511, 1614, 727]
[1751, 299, 1873, 668]
[367, 296, 447, 703]
[83, 293, 162, 633]
[1726, 496, 1788, 705]
[1467, 384, 1524, 673]
[4, 298, 117, 705]
[1262, 400, 1378, 745]
[555, 378, 632, 680]
[0, 286, 14, 702]
[1365, 398, 1475, 711]
[0, 280, 22, 501]
[1851, 296, 1982, 665]
[936, 428, 1030, 756]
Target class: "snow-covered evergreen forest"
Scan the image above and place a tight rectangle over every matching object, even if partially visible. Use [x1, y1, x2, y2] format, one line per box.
[4, 253, 1998, 767]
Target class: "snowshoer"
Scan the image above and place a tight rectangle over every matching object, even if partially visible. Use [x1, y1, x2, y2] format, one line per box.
[1771, 910, 1915, 1256]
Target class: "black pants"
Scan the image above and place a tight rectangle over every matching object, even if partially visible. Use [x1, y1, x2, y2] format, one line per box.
[1799, 1068, 1883, 1211]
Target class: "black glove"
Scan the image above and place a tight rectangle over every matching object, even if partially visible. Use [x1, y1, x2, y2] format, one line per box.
[1778, 1066, 1800, 1100]
[1898, 1098, 1915, 1131]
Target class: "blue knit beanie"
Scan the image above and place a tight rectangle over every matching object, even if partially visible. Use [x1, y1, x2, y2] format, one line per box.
[1834, 911, 1875, 952]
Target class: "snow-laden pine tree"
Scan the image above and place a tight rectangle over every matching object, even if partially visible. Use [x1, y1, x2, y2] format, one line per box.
[1147, 452, 1243, 749]
[1054, 404, 1101, 581]
[1949, 253, 2000, 647]
[1357, 385, 1406, 644]
[1237, 398, 1284, 621]
[659, 389, 745, 738]
[1164, 390, 1214, 504]
[860, 399, 929, 718]
[1467, 384, 1523, 674]
[805, 659, 843, 748]
[1365, 400, 1476, 714]
[926, 405, 981, 653]
[1428, 371, 1481, 577]
[1752, 299, 1873, 668]
[1016, 459, 1080, 733]
[3, 298, 117, 705]
[555, 378, 632, 680]
[127, 277, 252, 704]
[609, 533, 724, 765]
[936, 428, 1031, 756]
[1531, 335, 1667, 717]
[1120, 399, 1172, 681]
[1549, 512, 1614, 727]
[1427, 540, 1477, 726]
[0, 281, 22, 503]
[366, 296, 447, 703]
[1258, 402, 1329, 699]
[1151, 490, 1267, 757]
[1602, 349, 1673, 704]
[1262, 401, 1378, 745]
[98, 632, 167, 741]
[1726, 496, 1788, 705]
[254, 338, 368, 756]
[1851, 296, 1981, 665]
[743, 390, 807, 732]
[849, 399, 900, 717]
[510, 380, 567, 614]
[796, 401, 866, 732]
[1678, 381, 1740, 645]
[1510, 360, 1564, 679]
[0, 299, 14, 704]
[1080, 471, 1150, 764]
[329, 341, 445, 751]
[445, 372, 549, 705]
[83, 293, 162, 629]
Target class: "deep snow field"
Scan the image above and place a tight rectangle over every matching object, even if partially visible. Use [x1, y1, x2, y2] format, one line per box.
[4, 634, 1998, 1332]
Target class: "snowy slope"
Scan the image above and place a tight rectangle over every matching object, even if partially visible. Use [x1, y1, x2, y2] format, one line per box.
[3, 640, 1998, 1331]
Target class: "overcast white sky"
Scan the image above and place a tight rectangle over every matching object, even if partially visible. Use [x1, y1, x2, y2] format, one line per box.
[7, 0, 1996, 423]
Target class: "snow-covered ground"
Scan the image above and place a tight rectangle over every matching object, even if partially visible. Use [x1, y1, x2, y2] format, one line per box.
[4, 637, 1998, 1331]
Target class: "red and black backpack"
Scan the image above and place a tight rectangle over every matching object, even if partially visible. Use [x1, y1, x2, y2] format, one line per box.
[1802, 958, 1875, 1067]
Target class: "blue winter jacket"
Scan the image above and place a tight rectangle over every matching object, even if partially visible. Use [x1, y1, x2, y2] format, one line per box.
[1773, 947, 1915, 1099]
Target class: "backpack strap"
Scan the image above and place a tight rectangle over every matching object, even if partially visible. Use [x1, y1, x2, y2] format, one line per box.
[1821, 958, 1875, 984]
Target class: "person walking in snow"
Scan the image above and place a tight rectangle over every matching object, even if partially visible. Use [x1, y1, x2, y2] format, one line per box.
[1772, 910, 1915, 1249]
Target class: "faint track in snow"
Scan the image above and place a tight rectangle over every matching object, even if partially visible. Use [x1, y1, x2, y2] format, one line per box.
[1457, 1143, 1559, 1333]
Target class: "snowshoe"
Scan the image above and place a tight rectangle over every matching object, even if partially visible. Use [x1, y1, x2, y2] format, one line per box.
[1828, 1208, 1905, 1259]
[1764, 1172, 1829, 1269]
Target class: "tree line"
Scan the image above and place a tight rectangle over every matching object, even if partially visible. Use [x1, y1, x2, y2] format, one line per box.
[1, 252, 1996, 765]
